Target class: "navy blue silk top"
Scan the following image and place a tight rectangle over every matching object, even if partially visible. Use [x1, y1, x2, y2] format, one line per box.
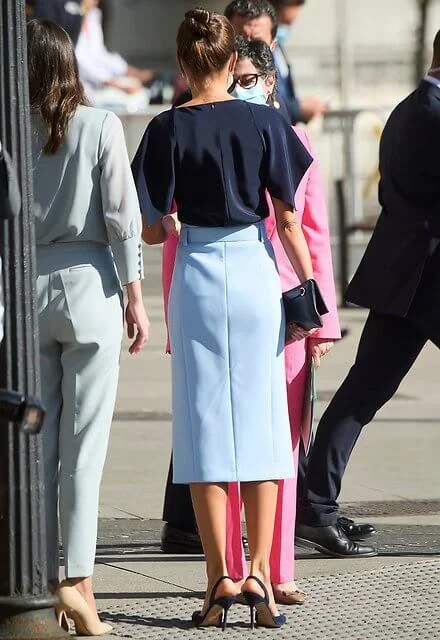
[132, 100, 312, 227]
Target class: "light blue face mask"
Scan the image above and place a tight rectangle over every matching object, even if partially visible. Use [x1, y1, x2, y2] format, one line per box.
[276, 24, 291, 46]
[232, 81, 268, 105]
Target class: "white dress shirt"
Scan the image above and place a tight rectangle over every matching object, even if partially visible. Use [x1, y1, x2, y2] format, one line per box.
[75, 8, 128, 91]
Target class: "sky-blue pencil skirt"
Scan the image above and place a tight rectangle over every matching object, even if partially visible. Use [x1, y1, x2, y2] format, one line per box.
[168, 223, 294, 483]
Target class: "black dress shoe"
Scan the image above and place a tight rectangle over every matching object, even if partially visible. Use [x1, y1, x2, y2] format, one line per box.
[160, 523, 203, 554]
[295, 523, 378, 558]
[161, 523, 249, 554]
[337, 516, 377, 540]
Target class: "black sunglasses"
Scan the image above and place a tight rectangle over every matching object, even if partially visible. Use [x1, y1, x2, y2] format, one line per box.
[228, 73, 265, 93]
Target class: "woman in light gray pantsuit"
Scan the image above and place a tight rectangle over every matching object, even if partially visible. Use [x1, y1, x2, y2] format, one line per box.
[27, 20, 149, 636]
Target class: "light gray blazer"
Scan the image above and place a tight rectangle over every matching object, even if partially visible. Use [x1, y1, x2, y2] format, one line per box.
[31, 105, 142, 285]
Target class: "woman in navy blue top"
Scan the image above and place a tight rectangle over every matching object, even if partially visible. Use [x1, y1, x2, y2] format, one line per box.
[132, 8, 315, 630]
[134, 97, 308, 227]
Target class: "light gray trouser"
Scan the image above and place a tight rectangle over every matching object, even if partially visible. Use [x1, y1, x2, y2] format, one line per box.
[37, 242, 123, 579]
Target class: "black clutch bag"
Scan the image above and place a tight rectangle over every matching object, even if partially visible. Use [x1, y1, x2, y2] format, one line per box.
[282, 279, 329, 331]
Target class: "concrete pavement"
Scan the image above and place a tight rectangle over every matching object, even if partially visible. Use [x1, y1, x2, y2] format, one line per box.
[78, 246, 439, 638]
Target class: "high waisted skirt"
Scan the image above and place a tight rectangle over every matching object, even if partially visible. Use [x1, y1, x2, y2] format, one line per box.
[168, 223, 294, 483]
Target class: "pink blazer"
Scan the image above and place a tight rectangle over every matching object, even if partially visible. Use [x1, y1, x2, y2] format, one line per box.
[161, 127, 340, 360]
[266, 127, 340, 380]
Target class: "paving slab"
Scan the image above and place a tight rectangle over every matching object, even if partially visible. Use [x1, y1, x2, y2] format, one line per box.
[79, 248, 440, 639]
[92, 560, 440, 639]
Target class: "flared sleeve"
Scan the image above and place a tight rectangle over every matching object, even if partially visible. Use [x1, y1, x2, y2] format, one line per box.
[131, 111, 176, 224]
[262, 110, 313, 209]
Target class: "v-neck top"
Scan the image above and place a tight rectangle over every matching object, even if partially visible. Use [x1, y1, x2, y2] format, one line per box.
[132, 100, 312, 227]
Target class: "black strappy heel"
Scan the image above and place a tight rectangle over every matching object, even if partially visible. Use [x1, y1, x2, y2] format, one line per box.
[192, 576, 237, 631]
[241, 575, 287, 630]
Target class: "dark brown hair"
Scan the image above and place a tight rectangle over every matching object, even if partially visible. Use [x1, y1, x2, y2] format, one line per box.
[27, 19, 87, 155]
[271, 0, 305, 7]
[433, 29, 440, 66]
[225, 1, 278, 39]
[235, 36, 277, 106]
[177, 8, 236, 80]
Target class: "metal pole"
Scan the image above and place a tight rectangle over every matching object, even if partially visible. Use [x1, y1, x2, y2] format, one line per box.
[414, 0, 431, 86]
[0, 1, 68, 637]
[335, 0, 361, 223]
[336, 0, 351, 108]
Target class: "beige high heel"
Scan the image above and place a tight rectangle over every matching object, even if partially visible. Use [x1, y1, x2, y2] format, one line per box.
[57, 582, 112, 636]
[55, 606, 70, 632]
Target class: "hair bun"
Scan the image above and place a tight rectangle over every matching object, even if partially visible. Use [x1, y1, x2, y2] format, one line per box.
[184, 8, 211, 38]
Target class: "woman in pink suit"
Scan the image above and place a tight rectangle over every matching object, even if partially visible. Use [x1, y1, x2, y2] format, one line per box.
[158, 37, 340, 605]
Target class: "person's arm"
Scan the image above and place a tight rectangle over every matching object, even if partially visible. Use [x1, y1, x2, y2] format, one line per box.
[272, 198, 313, 283]
[295, 130, 340, 361]
[299, 97, 328, 124]
[99, 111, 149, 354]
[124, 280, 149, 355]
[298, 131, 341, 342]
[141, 218, 167, 245]
[272, 197, 317, 342]
[76, 7, 140, 93]
[264, 111, 314, 282]
[286, 94, 302, 125]
[131, 113, 176, 240]
[126, 66, 154, 84]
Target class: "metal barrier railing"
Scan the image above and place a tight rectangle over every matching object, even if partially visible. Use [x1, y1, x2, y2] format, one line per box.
[323, 107, 392, 303]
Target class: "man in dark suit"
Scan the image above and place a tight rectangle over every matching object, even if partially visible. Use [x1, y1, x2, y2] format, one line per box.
[26, 0, 85, 44]
[296, 30, 440, 557]
[270, 0, 327, 124]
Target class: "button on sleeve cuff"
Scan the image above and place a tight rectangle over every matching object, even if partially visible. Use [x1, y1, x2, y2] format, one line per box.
[111, 236, 144, 285]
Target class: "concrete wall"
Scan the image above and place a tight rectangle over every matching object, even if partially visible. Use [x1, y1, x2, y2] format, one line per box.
[107, 0, 440, 281]
[105, 0, 223, 70]
[107, 0, 440, 106]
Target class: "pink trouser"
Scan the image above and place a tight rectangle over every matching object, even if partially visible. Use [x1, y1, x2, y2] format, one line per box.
[225, 343, 308, 584]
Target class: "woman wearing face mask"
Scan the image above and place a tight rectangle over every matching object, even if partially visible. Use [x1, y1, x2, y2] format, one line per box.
[160, 36, 340, 607]
[229, 38, 279, 107]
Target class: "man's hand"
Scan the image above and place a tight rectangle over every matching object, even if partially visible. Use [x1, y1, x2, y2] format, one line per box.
[300, 97, 328, 123]
[127, 66, 154, 85]
[107, 77, 142, 94]
[308, 338, 334, 368]
[80, 0, 96, 15]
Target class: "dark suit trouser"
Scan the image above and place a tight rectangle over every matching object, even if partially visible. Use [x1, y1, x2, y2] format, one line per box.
[299, 297, 440, 526]
[163, 442, 310, 532]
[162, 458, 197, 533]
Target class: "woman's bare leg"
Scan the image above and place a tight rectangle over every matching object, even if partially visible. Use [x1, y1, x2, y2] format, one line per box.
[241, 480, 280, 614]
[190, 483, 238, 611]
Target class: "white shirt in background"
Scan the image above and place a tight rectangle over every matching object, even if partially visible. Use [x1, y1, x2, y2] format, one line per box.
[75, 8, 128, 92]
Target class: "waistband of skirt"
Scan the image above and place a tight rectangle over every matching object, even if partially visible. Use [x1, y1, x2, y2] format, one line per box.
[36, 241, 112, 272]
[180, 223, 266, 245]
